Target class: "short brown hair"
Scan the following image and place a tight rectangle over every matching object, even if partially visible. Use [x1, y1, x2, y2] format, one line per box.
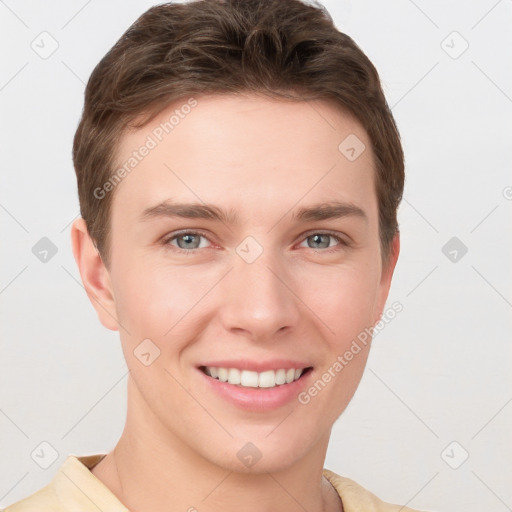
[73, 0, 404, 269]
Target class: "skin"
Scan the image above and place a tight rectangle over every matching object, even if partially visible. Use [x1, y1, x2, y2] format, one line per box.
[71, 93, 399, 512]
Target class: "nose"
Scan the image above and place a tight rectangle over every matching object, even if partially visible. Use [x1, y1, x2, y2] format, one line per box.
[218, 246, 301, 342]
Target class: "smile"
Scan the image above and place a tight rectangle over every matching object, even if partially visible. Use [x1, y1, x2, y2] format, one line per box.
[200, 366, 312, 389]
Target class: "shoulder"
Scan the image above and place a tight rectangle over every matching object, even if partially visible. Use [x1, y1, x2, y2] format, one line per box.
[1, 453, 124, 512]
[323, 468, 429, 512]
[1, 483, 63, 512]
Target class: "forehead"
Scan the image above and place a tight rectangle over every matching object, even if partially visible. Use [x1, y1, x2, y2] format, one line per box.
[111, 93, 376, 224]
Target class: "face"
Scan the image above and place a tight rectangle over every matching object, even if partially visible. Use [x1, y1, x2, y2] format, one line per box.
[76, 94, 398, 473]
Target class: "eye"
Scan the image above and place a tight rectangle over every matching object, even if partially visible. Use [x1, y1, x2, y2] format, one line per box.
[163, 231, 211, 252]
[299, 232, 347, 250]
[161, 230, 348, 254]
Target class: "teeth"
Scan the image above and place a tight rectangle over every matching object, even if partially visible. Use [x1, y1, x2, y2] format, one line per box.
[258, 370, 275, 388]
[228, 368, 241, 385]
[275, 369, 286, 385]
[218, 367, 228, 382]
[203, 366, 306, 388]
[240, 370, 259, 387]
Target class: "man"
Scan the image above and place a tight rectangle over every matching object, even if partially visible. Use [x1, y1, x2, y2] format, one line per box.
[3, 1, 426, 510]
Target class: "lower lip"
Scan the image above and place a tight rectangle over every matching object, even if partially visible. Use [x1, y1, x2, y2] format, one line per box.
[198, 368, 312, 412]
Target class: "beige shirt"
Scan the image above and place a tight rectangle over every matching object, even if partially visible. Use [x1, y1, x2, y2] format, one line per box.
[1, 454, 426, 512]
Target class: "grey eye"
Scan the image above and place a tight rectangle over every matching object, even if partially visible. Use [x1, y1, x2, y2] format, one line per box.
[306, 234, 331, 249]
[175, 233, 203, 249]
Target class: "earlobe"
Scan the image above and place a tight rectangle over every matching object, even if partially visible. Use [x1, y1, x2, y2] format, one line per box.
[70, 218, 119, 331]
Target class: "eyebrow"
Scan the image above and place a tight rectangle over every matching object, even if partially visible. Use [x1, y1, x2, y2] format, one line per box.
[139, 200, 367, 224]
[140, 201, 239, 224]
[292, 202, 367, 223]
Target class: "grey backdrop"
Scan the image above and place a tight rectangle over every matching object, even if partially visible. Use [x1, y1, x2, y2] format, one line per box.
[1, 1, 511, 511]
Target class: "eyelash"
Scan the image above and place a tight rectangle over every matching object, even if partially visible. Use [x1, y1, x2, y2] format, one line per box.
[161, 230, 349, 255]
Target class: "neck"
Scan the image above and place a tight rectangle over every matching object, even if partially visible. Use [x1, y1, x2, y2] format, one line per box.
[91, 378, 343, 512]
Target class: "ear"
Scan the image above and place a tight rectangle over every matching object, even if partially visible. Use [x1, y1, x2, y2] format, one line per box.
[70, 218, 119, 331]
[373, 232, 400, 324]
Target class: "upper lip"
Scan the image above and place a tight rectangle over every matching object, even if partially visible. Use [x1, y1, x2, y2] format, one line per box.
[198, 360, 312, 372]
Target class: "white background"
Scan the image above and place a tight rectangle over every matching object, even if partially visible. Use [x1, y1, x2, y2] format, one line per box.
[1, 1, 511, 511]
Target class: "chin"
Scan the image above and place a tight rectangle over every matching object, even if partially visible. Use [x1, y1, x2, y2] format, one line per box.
[197, 429, 321, 475]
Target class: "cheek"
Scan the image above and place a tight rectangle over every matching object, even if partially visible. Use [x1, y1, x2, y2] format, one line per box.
[302, 261, 381, 345]
[297, 267, 378, 423]
[110, 263, 211, 404]
[110, 260, 222, 351]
